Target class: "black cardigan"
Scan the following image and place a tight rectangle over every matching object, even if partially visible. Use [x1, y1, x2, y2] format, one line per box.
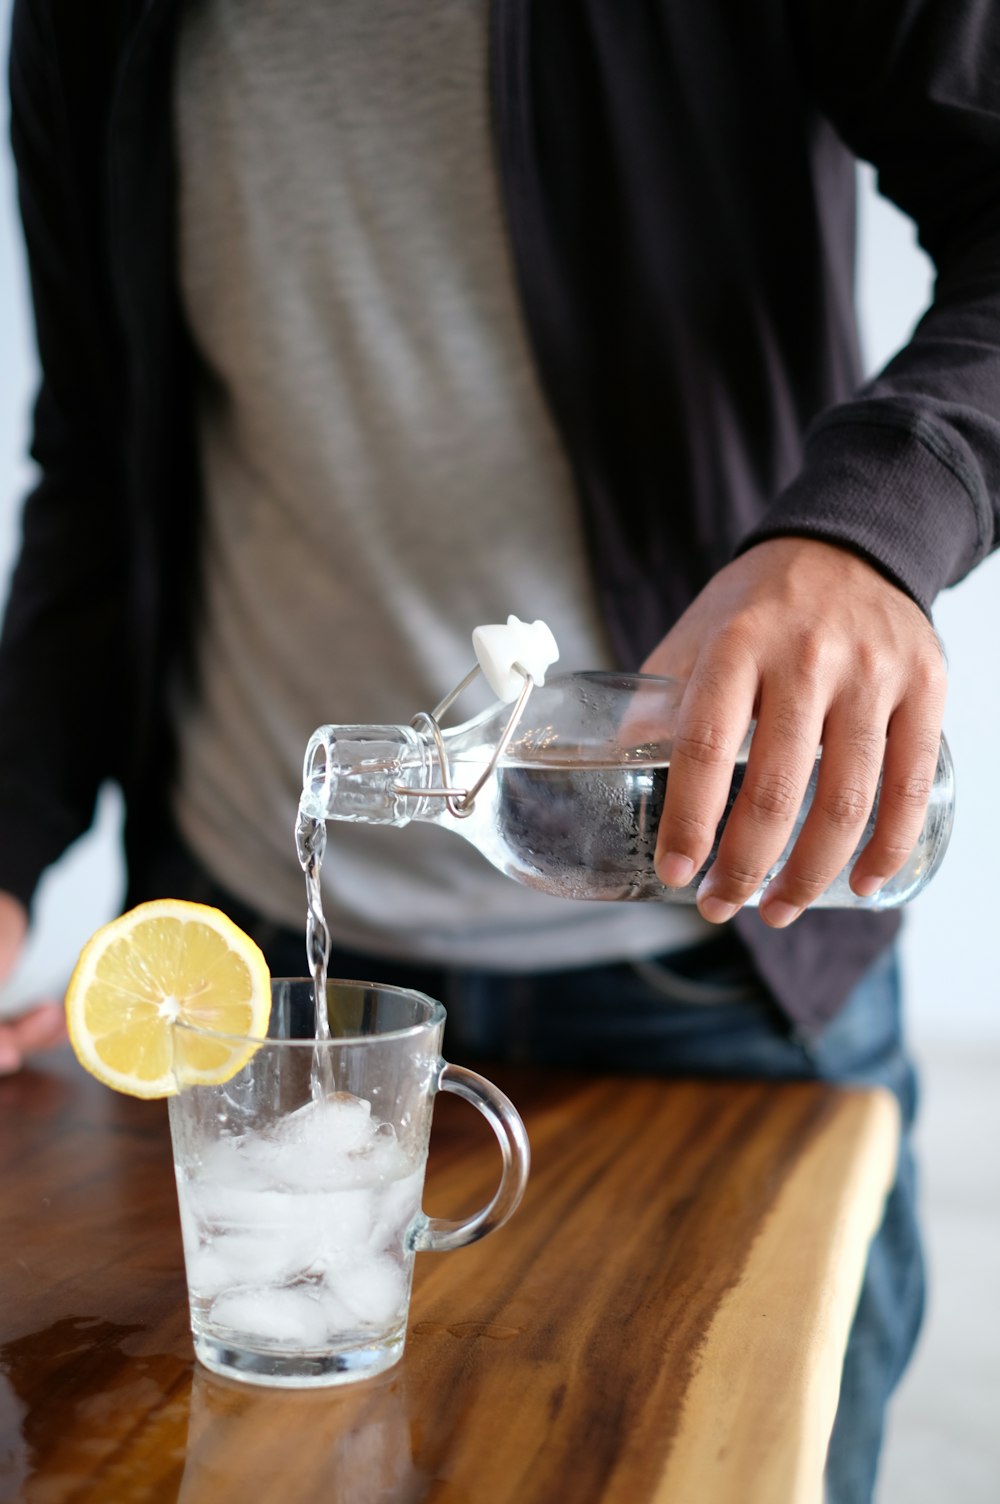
[4, 0, 1000, 1028]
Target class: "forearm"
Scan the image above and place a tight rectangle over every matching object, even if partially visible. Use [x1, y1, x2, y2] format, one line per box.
[746, 0, 1000, 610]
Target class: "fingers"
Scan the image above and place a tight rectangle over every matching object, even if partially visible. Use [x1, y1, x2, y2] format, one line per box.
[757, 658, 946, 922]
[694, 684, 828, 923]
[754, 701, 887, 924]
[670, 668, 946, 927]
[0, 1001, 68, 1075]
[0, 894, 66, 1076]
[0, 1032, 18, 1074]
[0, 892, 28, 987]
[653, 647, 759, 894]
[849, 700, 946, 898]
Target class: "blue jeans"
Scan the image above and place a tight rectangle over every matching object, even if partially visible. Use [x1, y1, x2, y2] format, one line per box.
[151, 844, 921, 1504]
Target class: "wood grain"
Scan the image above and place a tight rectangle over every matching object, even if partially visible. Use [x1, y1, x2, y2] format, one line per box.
[0, 1048, 898, 1503]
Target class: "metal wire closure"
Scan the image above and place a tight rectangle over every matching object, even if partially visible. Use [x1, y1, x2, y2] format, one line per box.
[392, 662, 536, 819]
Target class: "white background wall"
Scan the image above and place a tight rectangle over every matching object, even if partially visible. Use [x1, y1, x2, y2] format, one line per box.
[0, 4, 997, 1043]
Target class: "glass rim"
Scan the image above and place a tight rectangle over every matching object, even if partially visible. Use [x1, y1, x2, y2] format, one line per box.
[172, 977, 447, 1048]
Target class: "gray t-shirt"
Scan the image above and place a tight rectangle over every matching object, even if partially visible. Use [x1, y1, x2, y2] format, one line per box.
[172, 0, 710, 968]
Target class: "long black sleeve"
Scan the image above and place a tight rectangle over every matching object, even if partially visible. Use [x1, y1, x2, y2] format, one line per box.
[1, 0, 129, 907]
[741, 0, 1000, 612]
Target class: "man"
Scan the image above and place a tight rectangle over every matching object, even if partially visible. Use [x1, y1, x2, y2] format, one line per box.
[2, 4, 997, 1499]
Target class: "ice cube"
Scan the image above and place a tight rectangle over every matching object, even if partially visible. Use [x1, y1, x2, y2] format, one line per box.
[307, 1187, 375, 1257]
[197, 1185, 383, 1293]
[311, 1093, 377, 1154]
[245, 1093, 384, 1190]
[195, 1133, 259, 1188]
[331, 1255, 407, 1328]
[234, 1130, 309, 1188]
[176, 1180, 203, 1262]
[188, 1166, 295, 1234]
[209, 1286, 328, 1350]
[368, 1168, 424, 1251]
[184, 1240, 236, 1300]
[181, 1135, 285, 1228]
[279, 1093, 374, 1155]
[349, 1122, 411, 1185]
[203, 1225, 322, 1292]
[315, 1286, 359, 1339]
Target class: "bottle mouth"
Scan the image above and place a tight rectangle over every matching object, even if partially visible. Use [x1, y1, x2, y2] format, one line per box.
[301, 728, 336, 819]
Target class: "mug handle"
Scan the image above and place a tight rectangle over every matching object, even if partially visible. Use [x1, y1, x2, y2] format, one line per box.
[412, 1063, 531, 1253]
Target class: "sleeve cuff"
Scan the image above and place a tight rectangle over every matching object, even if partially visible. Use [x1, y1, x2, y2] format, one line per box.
[736, 411, 988, 615]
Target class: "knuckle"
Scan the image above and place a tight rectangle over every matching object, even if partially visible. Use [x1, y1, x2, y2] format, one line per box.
[911, 652, 948, 701]
[851, 639, 879, 676]
[789, 625, 830, 685]
[711, 618, 760, 666]
[872, 835, 918, 870]
[742, 771, 801, 822]
[818, 784, 872, 829]
[886, 773, 933, 811]
[778, 863, 833, 901]
[675, 721, 734, 769]
[714, 860, 768, 901]
[853, 640, 895, 688]
[665, 808, 720, 850]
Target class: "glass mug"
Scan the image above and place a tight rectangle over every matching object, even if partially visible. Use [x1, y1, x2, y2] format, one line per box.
[167, 979, 530, 1387]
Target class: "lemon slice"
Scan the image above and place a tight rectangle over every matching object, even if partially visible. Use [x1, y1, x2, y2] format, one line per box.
[66, 899, 271, 1099]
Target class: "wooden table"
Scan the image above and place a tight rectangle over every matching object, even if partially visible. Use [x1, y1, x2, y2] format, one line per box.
[0, 1047, 898, 1504]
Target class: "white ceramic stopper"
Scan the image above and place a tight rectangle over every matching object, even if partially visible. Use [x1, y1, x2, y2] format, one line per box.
[472, 616, 560, 702]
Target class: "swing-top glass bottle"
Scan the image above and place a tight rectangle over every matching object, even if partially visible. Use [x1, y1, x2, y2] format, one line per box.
[298, 619, 955, 912]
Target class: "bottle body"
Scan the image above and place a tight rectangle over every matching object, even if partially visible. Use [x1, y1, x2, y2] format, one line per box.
[301, 672, 955, 911]
[471, 753, 953, 907]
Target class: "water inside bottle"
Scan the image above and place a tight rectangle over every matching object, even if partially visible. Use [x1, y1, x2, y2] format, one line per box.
[488, 759, 747, 899]
[486, 750, 950, 906]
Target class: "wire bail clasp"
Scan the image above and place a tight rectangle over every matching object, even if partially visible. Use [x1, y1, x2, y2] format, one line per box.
[398, 662, 536, 820]
[392, 616, 559, 819]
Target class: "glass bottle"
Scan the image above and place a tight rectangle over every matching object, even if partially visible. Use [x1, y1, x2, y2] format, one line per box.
[299, 669, 955, 911]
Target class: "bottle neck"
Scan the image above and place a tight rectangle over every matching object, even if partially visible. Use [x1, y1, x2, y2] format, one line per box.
[301, 723, 433, 826]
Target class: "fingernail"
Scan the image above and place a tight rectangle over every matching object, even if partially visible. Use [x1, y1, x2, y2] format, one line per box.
[761, 899, 800, 929]
[853, 875, 886, 898]
[658, 852, 695, 888]
[699, 894, 739, 925]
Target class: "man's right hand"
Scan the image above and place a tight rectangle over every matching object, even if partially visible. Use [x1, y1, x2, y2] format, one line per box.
[0, 892, 67, 1075]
